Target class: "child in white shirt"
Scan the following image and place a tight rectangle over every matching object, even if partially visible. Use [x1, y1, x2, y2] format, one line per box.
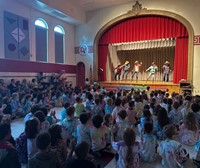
[90, 115, 109, 156]
[159, 125, 189, 168]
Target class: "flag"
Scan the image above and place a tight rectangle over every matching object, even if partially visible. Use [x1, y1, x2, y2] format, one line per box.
[89, 65, 93, 84]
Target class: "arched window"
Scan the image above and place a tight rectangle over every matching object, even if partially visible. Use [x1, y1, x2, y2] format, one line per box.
[54, 25, 65, 63]
[35, 18, 48, 62]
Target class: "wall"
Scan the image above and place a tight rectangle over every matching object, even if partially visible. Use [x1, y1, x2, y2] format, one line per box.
[75, 0, 200, 94]
[0, 0, 76, 85]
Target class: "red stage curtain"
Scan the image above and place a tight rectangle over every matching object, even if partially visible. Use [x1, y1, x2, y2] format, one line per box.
[174, 37, 188, 83]
[98, 45, 108, 81]
[98, 16, 188, 82]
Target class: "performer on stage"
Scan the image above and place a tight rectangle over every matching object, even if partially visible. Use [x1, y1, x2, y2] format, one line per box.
[146, 62, 158, 81]
[163, 61, 170, 82]
[122, 61, 130, 80]
[114, 63, 122, 80]
[132, 61, 142, 80]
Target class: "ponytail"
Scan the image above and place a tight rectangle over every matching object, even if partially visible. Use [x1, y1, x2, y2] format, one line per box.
[125, 145, 133, 168]
[123, 127, 135, 168]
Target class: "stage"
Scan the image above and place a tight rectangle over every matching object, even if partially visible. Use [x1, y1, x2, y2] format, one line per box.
[99, 80, 179, 95]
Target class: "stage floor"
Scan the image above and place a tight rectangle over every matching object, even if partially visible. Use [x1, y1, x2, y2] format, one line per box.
[99, 80, 176, 85]
[99, 80, 179, 95]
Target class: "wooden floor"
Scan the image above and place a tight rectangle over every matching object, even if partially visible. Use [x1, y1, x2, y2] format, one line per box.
[99, 80, 179, 95]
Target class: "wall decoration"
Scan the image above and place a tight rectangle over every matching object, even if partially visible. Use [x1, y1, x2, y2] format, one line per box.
[4, 11, 30, 60]
[79, 44, 88, 56]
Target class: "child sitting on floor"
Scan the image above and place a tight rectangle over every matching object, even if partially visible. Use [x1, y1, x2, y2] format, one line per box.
[178, 112, 199, 146]
[90, 115, 109, 158]
[27, 132, 59, 168]
[138, 109, 153, 139]
[76, 113, 91, 146]
[112, 127, 142, 168]
[159, 125, 189, 168]
[74, 97, 85, 118]
[113, 110, 131, 141]
[62, 106, 77, 143]
[141, 122, 158, 162]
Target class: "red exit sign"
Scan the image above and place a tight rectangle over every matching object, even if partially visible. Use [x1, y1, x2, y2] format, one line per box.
[194, 35, 200, 45]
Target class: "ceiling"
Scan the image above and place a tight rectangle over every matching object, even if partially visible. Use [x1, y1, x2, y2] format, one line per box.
[67, 0, 136, 12]
[18, 0, 137, 25]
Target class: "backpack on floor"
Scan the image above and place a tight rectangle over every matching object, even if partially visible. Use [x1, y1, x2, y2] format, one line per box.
[15, 132, 28, 164]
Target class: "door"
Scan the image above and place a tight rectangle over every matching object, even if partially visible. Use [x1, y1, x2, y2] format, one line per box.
[76, 62, 85, 88]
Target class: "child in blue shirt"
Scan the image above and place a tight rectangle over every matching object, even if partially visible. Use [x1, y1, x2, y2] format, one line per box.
[22, 94, 32, 115]
[138, 109, 153, 139]
[76, 113, 91, 146]
[62, 106, 77, 143]
[60, 102, 70, 122]
[104, 98, 114, 115]
[10, 92, 24, 118]
[141, 122, 158, 162]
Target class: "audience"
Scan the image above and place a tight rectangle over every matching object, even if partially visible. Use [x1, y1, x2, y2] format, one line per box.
[0, 77, 199, 168]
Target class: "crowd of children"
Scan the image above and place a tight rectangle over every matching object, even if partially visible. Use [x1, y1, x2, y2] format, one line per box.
[1, 76, 200, 168]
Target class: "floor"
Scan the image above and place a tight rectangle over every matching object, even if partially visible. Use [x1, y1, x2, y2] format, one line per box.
[11, 108, 197, 168]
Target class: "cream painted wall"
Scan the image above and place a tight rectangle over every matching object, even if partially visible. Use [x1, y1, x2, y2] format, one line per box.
[75, 0, 200, 92]
[0, 0, 76, 65]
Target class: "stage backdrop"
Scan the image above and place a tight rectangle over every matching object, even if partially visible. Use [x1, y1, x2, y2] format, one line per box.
[106, 45, 175, 81]
[98, 15, 188, 83]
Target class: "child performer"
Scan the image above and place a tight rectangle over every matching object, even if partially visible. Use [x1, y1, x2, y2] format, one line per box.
[132, 61, 142, 80]
[146, 62, 158, 81]
[122, 61, 130, 80]
[163, 61, 170, 82]
[114, 63, 122, 80]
